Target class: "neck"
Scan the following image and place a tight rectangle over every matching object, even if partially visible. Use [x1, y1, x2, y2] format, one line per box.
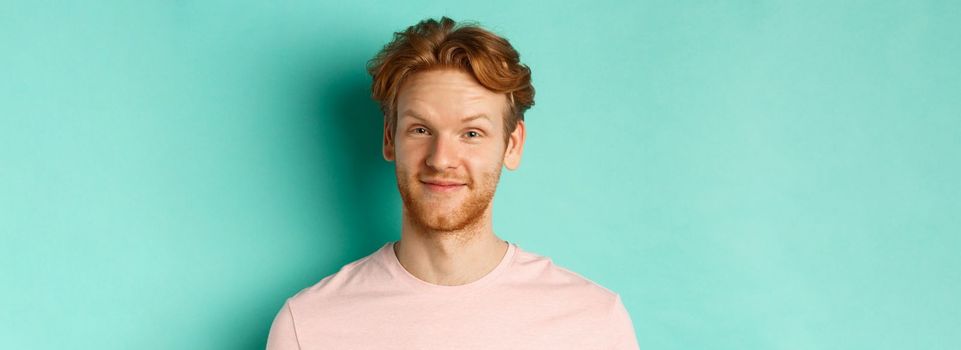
[394, 209, 508, 286]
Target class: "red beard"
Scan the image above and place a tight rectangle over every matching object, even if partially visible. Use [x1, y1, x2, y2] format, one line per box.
[395, 167, 501, 232]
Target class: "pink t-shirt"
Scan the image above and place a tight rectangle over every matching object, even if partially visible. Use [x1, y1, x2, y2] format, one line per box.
[266, 241, 639, 349]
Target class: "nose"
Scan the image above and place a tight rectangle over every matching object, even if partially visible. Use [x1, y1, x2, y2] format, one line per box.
[425, 134, 459, 170]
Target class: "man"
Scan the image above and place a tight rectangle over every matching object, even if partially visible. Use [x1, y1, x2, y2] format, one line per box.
[266, 16, 639, 349]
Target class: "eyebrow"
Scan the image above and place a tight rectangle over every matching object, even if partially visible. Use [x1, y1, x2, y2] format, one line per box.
[401, 111, 492, 123]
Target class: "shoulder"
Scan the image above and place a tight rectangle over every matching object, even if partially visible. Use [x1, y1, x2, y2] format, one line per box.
[287, 244, 392, 305]
[508, 244, 634, 342]
[509, 244, 621, 304]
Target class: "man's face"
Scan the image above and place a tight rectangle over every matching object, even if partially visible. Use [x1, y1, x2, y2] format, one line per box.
[384, 69, 525, 232]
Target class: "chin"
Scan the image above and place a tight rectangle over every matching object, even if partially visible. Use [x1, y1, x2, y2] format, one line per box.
[419, 216, 477, 233]
[397, 172, 495, 233]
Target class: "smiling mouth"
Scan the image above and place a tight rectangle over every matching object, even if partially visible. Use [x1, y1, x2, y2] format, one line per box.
[420, 180, 466, 192]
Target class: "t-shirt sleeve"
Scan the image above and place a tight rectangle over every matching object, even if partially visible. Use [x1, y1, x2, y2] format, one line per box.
[266, 299, 301, 350]
[610, 294, 640, 350]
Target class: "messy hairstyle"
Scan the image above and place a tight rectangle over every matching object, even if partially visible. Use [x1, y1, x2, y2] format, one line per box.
[366, 16, 535, 142]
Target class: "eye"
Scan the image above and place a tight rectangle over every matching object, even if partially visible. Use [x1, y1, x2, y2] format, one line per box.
[410, 127, 430, 135]
[465, 130, 482, 138]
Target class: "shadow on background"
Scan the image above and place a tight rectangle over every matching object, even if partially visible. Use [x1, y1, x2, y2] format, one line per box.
[318, 56, 400, 260]
[235, 44, 399, 349]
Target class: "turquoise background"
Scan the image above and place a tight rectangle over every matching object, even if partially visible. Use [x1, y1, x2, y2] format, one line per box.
[2, 1, 959, 349]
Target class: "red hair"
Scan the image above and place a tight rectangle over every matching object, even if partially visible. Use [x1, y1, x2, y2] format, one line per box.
[367, 16, 535, 141]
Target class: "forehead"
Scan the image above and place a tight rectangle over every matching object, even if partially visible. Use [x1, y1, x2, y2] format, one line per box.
[396, 69, 507, 123]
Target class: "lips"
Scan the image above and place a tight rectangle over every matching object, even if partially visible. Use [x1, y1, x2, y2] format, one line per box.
[420, 179, 467, 192]
[421, 179, 465, 186]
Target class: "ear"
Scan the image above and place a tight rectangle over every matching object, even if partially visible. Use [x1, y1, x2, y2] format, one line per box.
[382, 116, 395, 162]
[503, 120, 526, 170]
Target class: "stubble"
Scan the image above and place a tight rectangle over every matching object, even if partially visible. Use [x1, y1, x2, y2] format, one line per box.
[396, 166, 501, 235]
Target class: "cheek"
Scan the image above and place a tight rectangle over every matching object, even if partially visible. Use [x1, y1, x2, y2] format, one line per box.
[394, 143, 424, 164]
[477, 143, 507, 163]
[463, 149, 503, 173]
